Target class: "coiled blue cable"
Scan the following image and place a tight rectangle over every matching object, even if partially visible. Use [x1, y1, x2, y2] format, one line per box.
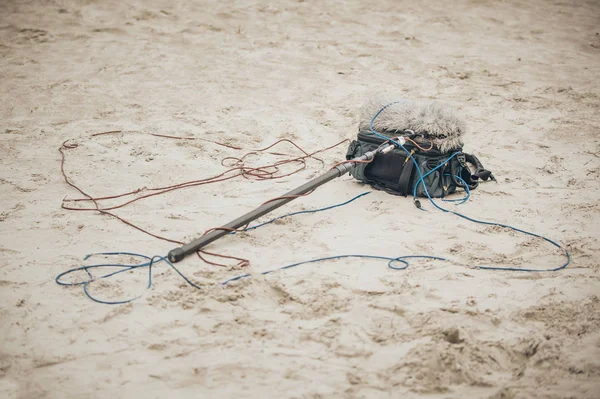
[442, 174, 470, 205]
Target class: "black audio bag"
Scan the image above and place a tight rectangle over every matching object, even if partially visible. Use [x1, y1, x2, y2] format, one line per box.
[346, 130, 494, 198]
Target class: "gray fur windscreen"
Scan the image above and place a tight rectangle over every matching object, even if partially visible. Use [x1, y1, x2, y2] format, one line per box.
[358, 93, 466, 152]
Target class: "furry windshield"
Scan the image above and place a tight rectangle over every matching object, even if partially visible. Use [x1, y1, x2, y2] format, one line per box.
[359, 93, 466, 152]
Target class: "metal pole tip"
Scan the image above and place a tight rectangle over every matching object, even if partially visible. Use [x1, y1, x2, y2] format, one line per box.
[168, 248, 185, 263]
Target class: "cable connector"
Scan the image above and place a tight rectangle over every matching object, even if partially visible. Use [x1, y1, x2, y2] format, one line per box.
[413, 198, 422, 209]
[380, 144, 395, 154]
[404, 149, 415, 163]
[394, 137, 406, 146]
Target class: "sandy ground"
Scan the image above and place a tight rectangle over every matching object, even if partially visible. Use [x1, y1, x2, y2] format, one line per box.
[1, 0, 600, 398]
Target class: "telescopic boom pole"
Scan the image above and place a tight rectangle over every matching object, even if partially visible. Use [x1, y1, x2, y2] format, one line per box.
[167, 143, 395, 263]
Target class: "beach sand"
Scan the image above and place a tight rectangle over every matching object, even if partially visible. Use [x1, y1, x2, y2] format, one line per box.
[1, 0, 599, 397]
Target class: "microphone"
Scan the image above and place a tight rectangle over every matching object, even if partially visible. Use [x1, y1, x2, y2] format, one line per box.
[358, 93, 466, 153]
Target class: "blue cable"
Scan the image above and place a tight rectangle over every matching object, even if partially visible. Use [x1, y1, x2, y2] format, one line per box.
[56, 192, 372, 304]
[231, 191, 371, 233]
[368, 101, 440, 206]
[223, 103, 571, 285]
[367, 101, 570, 272]
[221, 255, 447, 285]
[55, 253, 204, 305]
[442, 174, 470, 204]
[57, 103, 571, 304]
[411, 152, 461, 200]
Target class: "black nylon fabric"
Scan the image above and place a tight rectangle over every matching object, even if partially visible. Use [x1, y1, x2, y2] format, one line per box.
[346, 130, 483, 198]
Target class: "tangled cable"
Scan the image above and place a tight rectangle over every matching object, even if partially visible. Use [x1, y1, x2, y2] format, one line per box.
[59, 131, 350, 266]
[56, 191, 373, 304]
[368, 102, 571, 272]
[57, 108, 571, 305]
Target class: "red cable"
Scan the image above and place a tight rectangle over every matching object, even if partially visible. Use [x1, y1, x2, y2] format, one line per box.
[59, 132, 350, 268]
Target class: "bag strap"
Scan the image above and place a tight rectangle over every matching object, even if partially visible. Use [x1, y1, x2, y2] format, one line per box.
[451, 153, 478, 190]
[397, 157, 415, 196]
[463, 153, 496, 182]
